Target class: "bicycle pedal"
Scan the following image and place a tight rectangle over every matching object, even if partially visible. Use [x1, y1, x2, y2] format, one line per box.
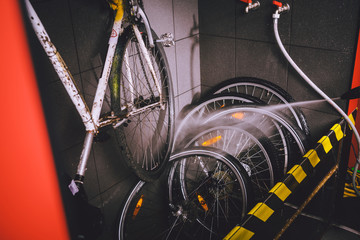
[156, 33, 175, 47]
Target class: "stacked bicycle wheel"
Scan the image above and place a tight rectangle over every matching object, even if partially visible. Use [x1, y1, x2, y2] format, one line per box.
[118, 77, 311, 240]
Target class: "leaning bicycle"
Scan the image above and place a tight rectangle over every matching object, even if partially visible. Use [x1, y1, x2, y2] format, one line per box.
[25, 0, 175, 191]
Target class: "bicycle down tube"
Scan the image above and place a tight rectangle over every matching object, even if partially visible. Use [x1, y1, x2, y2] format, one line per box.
[25, 0, 96, 132]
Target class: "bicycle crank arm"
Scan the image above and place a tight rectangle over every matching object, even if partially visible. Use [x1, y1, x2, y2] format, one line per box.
[107, 100, 163, 129]
[127, 101, 162, 117]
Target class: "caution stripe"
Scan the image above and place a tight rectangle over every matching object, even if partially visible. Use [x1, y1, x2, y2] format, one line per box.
[269, 182, 292, 202]
[224, 226, 254, 240]
[318, 136, 333, 153]
[224, 112, 355, 240]
[304, 149, 321, 167]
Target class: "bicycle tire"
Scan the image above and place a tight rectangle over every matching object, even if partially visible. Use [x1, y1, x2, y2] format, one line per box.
[174, 92, 263, 147]
[118, 147, 253, 240]
[204, 105, 310, 173]
[176, 98, 292, 178]
[110, 24, 175, 182]
[178, 123, 281, 202]
[174, 93, 290, 179]
[208, 77, 311, 137]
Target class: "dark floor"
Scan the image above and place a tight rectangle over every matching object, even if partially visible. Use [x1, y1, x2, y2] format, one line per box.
[278, 197, 360, 240]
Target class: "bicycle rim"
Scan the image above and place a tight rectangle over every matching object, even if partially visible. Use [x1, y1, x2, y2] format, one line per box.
[118, 147, 252, 240]
[174, 92, 263, 147]
[180, 124, 280, 202]
[210, 77, 310, 136]
[204, 105, 309, 173]
[111, 24, 174, 181]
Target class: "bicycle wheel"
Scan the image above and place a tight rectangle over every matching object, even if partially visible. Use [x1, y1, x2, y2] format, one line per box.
[173, 93, 292, 176]
[110, 24, 175, 181]
[204, 105, 309, 173]
[174, 92, 263, 146]
[118, 147, 252, 240]
[208, 77, 310, 137]
[179, 124, 280, 202]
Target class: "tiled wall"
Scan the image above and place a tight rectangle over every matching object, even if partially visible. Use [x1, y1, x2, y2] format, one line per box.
[144, 0, 201, 113]
[199, 0, 360, 141]
[25, 0, 360, 238]
[26, 0, 199, 239]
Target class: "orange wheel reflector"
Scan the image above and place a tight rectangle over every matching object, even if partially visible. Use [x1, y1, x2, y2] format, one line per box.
[231, 112, 245, 120]
[202, 135, 222, 146]
[132, 194, 144, 220]
[197, 194, 208, 211]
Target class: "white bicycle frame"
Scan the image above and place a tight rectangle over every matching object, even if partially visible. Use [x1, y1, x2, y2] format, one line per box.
[25, 0, 163, 192]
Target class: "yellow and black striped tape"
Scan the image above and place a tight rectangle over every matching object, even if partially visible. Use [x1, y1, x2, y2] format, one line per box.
[224, 112, 355, 240]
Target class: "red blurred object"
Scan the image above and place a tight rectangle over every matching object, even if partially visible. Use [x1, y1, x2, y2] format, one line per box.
[273, 1, 283, 7]
[240, 0, 253, 4]
[348, 30, 360, 167]
[0, 1, 69, 239]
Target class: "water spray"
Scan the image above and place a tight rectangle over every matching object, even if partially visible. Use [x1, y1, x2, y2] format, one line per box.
[272, 1, 360, 197]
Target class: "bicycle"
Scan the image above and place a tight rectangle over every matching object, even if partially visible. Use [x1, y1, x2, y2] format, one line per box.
[25, 0, 175, 191]
[118, 146, 253, 240]
[207, 77, 311, 138]
[177, 123, 280, 202]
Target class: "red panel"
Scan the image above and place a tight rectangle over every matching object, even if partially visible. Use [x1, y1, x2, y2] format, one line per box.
[348, 32, 360, 115]
[348, 30, 360, 167]
[0, 1, 69, 239]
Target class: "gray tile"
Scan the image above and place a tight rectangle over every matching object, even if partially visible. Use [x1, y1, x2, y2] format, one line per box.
[175, 35, 201, 95]
[173, 95, 180, 118]
[200, 35, 236, 88]
[143, 0, 174, 40]
[70, 0, 110, 72]
[92, 130, 136, 193]
[31, 0, 80, 76]
[301, 108, 342, 144]
[199, 0, 236, 38]
[173, 0, 199, 40]
[95, 177, 138, 240]
[41, 79, 85, 151]
[287, 46, 353, 113]
[176, 85, 202, 116]
[27, 31, 59, 85]
[58, 143, 100, 200]
[79, 66, 112, 113]
[291, 0, 360, 52]
[201, 84, 212, 96]
[163, 46, 177, 99]
[235, 39, 289, 91]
